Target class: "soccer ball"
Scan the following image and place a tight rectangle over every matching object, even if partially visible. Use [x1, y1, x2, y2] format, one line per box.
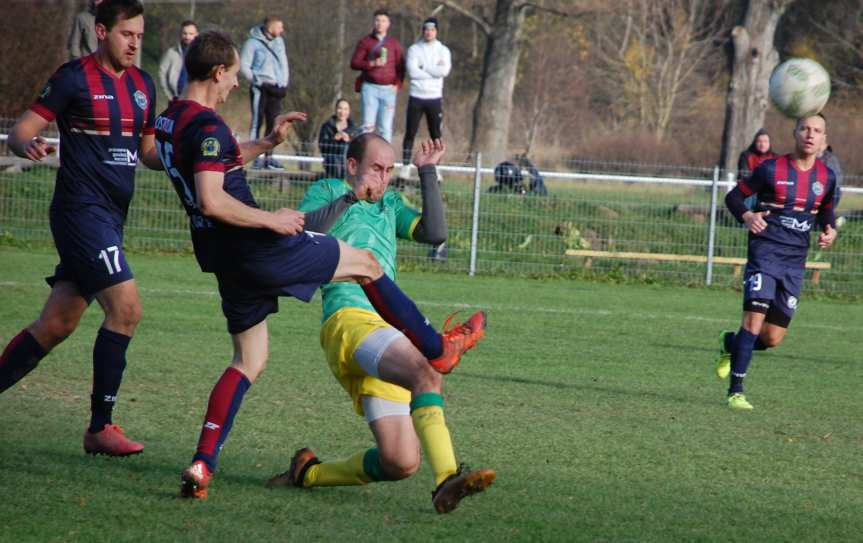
[768, 58, 831, 119]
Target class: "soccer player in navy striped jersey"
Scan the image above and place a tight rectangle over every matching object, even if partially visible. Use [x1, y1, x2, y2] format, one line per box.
[0, 0, 163, 455]
[154, 31, 485, 499]
[715, 114, 838, 410]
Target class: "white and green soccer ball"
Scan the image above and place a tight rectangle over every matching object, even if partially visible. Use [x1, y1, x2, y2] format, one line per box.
[768, 58, 831, 119]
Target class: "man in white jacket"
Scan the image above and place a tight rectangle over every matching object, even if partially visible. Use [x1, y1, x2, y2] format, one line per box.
[402, 17, 451, 178]
[157, 20, 198, 101]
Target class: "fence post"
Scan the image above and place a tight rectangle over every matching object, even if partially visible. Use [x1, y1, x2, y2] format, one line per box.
[469, 153, 482, 277]
[706, 166, 719, 286]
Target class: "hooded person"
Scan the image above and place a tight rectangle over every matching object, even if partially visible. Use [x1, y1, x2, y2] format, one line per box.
[240, 16, 290, 170]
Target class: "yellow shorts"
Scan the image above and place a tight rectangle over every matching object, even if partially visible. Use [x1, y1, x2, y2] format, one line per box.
[320, 307, 411, 416]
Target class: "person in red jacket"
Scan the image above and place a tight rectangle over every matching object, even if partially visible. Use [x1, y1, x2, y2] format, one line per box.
[350, 8, 405, 143]
[738, 128, 776, 181]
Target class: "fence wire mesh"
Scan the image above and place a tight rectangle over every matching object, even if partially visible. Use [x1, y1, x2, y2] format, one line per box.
[1, 142, 861, 295]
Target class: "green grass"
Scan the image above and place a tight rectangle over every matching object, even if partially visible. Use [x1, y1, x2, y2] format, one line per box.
[1, 247, 862, 542]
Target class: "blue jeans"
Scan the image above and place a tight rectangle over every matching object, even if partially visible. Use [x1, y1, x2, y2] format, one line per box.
[360, 82, 397, 143]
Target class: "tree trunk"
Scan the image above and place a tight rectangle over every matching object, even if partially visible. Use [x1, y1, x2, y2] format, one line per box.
[719, 0, 793, 175]
[470, 0, 527, 165]
[333, 0, 346, 102]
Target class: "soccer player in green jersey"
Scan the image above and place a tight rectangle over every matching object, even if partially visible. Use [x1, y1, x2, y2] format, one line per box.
[267, 135, 494, 513]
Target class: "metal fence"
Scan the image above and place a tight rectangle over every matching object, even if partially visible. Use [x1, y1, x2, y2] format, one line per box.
[1, 133, 861, 295]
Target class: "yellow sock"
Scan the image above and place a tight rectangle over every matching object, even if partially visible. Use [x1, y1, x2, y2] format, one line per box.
[410, 392, 458, 487]
[304, 449, 382, 487]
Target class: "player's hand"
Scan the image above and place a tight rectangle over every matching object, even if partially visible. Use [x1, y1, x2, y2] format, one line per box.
[373, 57, 386, 67]
[743, 210, 770, 235]
[818, 224, 837, 249]
[25, 136, 56, 162]
[413, 139, 445, 168]
[270, 208, 305, 236]
[267, 112, 307, 146]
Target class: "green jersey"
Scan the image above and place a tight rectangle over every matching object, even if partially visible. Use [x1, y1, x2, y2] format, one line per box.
[298, 178, 421, 322]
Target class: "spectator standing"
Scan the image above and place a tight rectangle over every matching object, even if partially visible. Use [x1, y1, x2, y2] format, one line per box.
[158, 19, 198, 102]
[318, 98, 359, 179]
[240, 16, 290, 170]
[68, 0, 102, 60]
[401, 17, 450, 179]
[350, 8, 405, 144]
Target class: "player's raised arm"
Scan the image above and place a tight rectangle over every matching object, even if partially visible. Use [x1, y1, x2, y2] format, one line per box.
[194, 170, 303, 235]
[409, 139, 447, 244]
[8, 110, 55, 162]
[238, 111, 306, 165]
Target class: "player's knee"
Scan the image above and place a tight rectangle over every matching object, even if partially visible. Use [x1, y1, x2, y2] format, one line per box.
[381, 451, 420, 480]
[35, 312, 79, 344]
[762, 333, 784, 348]
[113, 301, 142, 329]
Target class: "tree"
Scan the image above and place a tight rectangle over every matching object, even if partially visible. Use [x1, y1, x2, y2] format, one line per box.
[719, 0, 794, 175]
[589, 0, 732, 140]
[439, 0, 592, 164]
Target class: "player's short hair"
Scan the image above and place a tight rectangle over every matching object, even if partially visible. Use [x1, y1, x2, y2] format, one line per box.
[263, 15, 283, 26]
[181, 19, 197, 30]
[96, 0, 144, 31]
[347, 133, 387, 163]
[795, 113, 827, 131]
[373, 8, 390, 18]
[185, 31, 238, 82]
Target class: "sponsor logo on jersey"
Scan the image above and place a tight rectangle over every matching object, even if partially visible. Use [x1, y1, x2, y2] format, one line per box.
[92, 94, 115, 100]
[779, 216, 811, 232]
[104, 147, 139, 167]
[201, 137, 220, 157]
[812, 181, 824, 196]
[40, 84, 51, 99]
[134, 90, 148, 110]
[775, 179, 794, 186]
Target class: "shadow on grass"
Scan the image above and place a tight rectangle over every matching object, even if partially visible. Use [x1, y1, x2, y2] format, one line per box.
[454, 370, 710, 406]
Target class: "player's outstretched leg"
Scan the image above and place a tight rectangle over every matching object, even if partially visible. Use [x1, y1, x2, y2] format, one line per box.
[180, 321, 264, 499]
[332, 241, 487, 373]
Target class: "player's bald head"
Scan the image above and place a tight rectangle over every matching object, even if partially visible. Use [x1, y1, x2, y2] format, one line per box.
[346, 133, 392, 164]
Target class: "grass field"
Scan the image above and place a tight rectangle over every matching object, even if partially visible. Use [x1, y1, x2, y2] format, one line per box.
[1, 247, 861, 542]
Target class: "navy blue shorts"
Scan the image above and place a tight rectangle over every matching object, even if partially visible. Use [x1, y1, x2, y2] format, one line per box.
[215, 231, 340, 334]
[742, 238, 806, 327]
[46, 206, 133, 299]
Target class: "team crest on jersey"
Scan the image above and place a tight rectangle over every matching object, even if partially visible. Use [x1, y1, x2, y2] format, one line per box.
[812, 181, 824, 196]
[39, 84, 51, 99]
[201, 137, 220, 157]
[787, 295, 798, 309]
[133, 90, 148, 110]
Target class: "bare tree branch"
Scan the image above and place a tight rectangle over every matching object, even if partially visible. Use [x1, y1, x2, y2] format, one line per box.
[438, 0, 492, 35]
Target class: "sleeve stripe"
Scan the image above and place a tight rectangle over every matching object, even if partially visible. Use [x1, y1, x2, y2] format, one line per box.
[738, 181, 754, 197]
[193, 163, 226, 173]
[407, 215, 422, 240]
[30, 104, 56, 122]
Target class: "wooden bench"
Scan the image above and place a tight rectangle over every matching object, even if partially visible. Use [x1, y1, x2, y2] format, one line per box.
[564, 249, 831, 285]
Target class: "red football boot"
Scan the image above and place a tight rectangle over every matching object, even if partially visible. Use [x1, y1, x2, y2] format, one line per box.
[428, 310, 487, 374]
[180, 460, 212, 499]
[83, 424, 144, 457]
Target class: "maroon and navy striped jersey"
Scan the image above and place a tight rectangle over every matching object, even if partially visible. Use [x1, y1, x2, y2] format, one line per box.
[154, 99, 263, 272]
[738, 154, 837, 249]
[31, 54, 156, 219]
